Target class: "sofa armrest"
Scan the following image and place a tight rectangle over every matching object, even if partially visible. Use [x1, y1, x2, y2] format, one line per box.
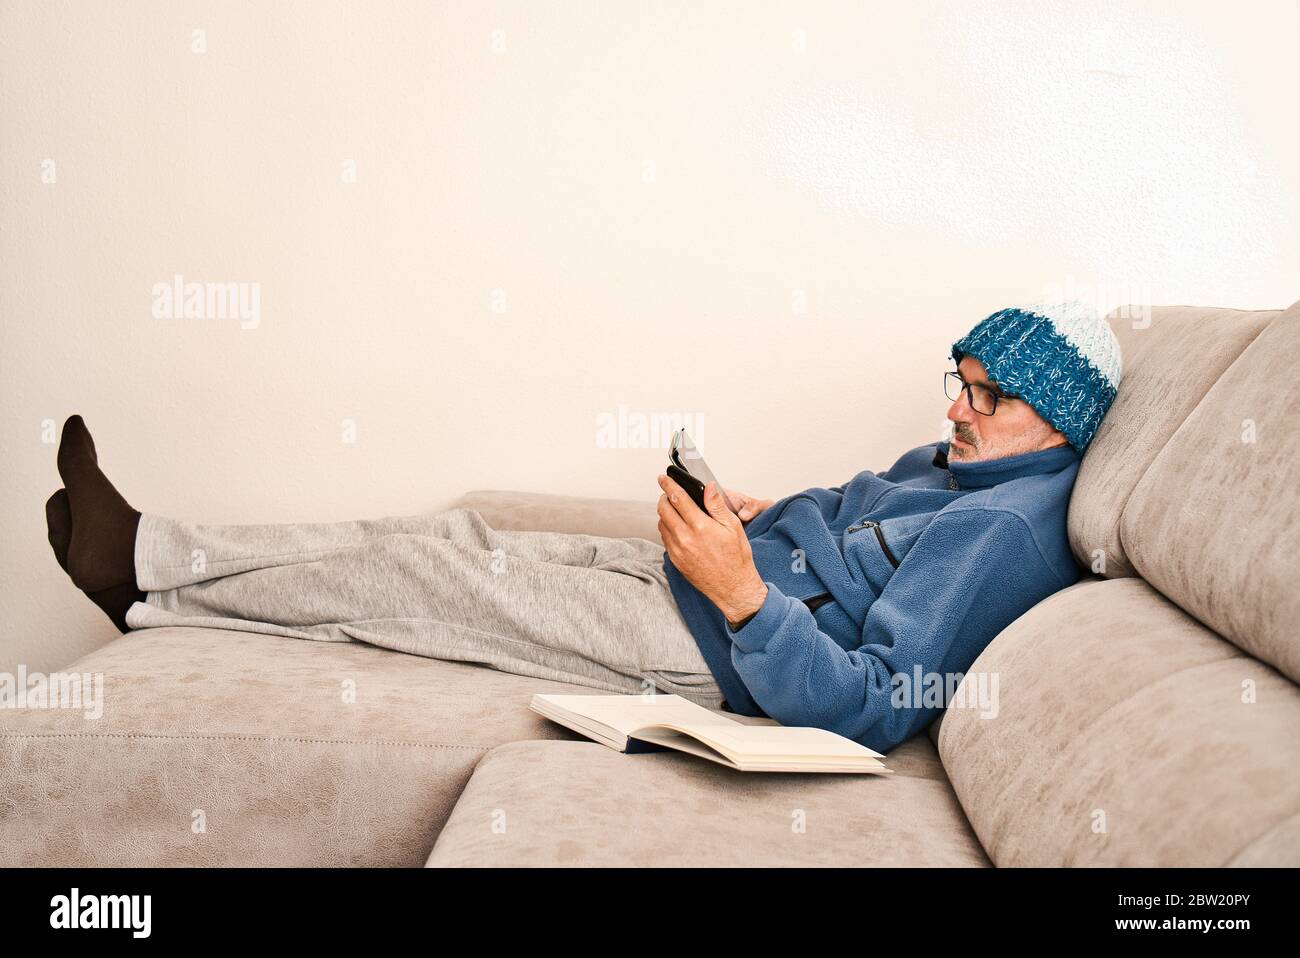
[450, 489, 663, 544]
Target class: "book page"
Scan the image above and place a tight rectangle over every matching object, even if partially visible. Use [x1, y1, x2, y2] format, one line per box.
[689, 724, 885, 760]
[532, 693, 741, 739]
[633, 725, 886, 771]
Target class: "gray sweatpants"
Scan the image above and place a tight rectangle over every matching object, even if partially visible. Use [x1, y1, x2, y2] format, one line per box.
[124, 507, 726, 709]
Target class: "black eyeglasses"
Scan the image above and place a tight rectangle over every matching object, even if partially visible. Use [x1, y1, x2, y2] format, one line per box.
[944, 370, 1016, 416]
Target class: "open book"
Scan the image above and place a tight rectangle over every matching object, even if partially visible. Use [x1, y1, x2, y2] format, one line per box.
[530, 693, 891, 774]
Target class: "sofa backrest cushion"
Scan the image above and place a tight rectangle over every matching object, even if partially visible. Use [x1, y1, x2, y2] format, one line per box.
[940, 577, 1300, 866]
[1120, 304, 1300, 682]
[1068, 306, 1279, 577]
[452, 489, 663, 544]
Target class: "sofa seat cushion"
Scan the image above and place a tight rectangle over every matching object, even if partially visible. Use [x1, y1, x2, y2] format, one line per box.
[0, 626, 603, 867]
[426, 734, 989, 867]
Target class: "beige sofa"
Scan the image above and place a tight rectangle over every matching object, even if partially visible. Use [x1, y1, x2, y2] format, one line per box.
[3, 303, 1297, 867]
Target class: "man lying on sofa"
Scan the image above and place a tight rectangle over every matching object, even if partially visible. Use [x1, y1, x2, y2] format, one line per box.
[44, 303, 1120, 753]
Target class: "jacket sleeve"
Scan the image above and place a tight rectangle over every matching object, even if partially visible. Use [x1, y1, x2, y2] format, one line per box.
[743, 478, 859, 538]
[725, 507, 1063, 753]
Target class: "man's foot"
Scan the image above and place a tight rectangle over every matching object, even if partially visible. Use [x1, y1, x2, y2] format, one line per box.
[56, 415, 142, 594]
[45, 489, 144, 634]
[44, 488, 73, 570]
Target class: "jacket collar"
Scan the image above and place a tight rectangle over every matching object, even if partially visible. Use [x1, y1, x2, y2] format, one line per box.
[933, 440, 1079, 491]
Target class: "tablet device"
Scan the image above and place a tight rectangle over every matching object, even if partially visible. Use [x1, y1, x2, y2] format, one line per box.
[667, 428, 739, 514]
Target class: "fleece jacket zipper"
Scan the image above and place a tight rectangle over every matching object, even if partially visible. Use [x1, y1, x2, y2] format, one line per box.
[846, 518, 901, 567]
[800, 518, 900, 615]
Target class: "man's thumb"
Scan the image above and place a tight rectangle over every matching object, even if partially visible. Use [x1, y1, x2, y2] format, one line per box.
[705, 482, 731, 518]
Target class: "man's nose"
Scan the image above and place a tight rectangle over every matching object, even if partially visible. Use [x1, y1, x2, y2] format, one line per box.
[947, 393, 975, 423]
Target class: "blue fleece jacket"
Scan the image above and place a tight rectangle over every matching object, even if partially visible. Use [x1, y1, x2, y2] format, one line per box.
[662, 439, 1083, 753]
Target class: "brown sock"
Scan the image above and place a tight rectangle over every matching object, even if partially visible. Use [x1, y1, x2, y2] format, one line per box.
[46, 488, 144, 634]
[56, 415, 142, 594]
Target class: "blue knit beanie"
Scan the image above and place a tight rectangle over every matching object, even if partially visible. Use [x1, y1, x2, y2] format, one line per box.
[950, 302, 1122, 452]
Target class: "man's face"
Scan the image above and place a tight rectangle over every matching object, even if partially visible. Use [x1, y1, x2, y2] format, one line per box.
[946, 356, 1069, 462]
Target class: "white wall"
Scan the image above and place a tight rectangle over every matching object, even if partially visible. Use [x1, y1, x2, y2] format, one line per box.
[2, 0, 1297, 674]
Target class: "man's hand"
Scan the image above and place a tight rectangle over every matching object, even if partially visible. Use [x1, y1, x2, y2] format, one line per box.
[658, 474, 769, 627]
[723, 488, 776, 524]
